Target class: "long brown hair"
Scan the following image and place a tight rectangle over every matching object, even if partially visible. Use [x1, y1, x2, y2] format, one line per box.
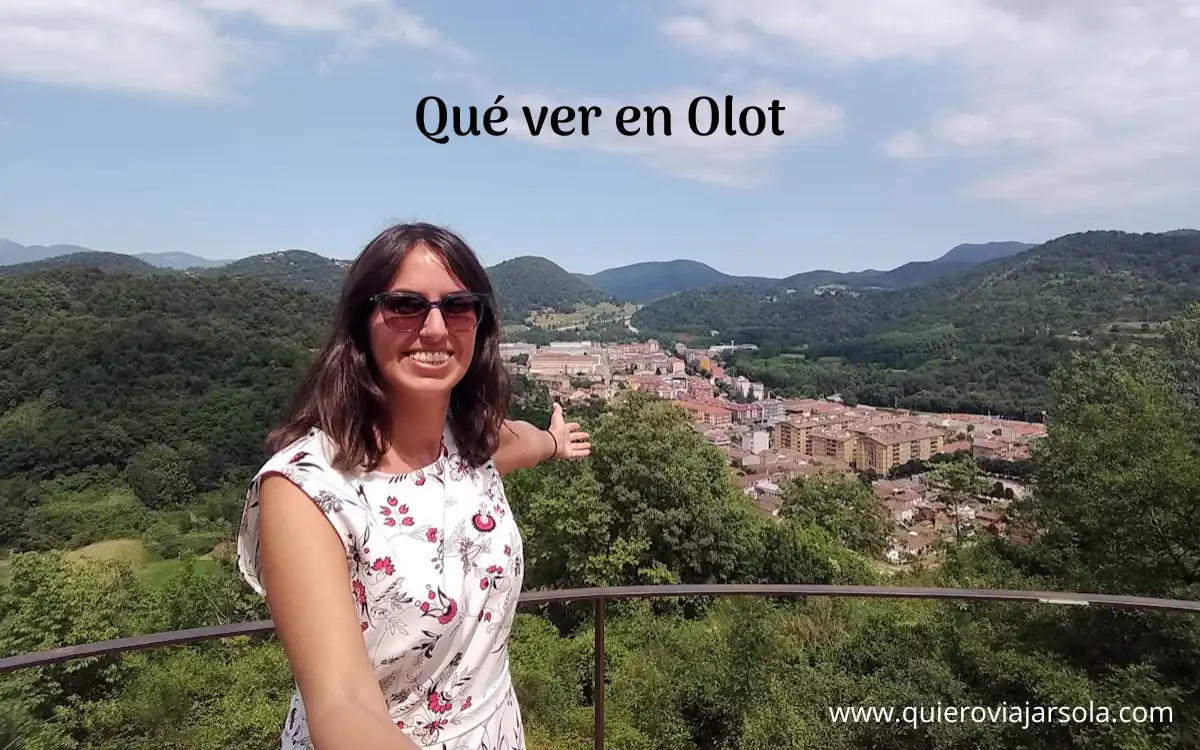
[267, 222, 511, 470]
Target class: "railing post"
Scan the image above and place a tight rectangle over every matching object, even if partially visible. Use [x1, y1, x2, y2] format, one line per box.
[594, 597, 605, 750]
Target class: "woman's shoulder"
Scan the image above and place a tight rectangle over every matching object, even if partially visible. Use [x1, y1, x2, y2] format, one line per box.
[238, 428, 363, 596]
[256, 429, 348, 486]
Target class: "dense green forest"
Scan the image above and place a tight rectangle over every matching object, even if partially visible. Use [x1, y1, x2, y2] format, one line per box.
[2, 266, 1199, 748]
[632, 231, 1200, 418]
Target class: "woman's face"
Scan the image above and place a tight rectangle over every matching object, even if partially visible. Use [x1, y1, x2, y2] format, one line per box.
[368, 245, 480, 401]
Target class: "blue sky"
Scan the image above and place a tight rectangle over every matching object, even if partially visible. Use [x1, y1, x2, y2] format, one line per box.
[2, 0, 1199, 276]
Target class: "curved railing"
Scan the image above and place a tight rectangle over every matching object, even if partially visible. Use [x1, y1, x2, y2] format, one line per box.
[3, 584, 1198, 749]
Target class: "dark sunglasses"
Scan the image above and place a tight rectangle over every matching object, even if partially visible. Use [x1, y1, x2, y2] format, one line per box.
[370, 291, 487, 332]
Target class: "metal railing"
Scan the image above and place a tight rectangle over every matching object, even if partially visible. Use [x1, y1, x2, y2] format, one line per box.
[3, 584, 1199, 749]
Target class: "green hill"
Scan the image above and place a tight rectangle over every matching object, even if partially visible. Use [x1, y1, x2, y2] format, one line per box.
[200, 249, 349, 299]
[488, 255, 614, 321]
[576, 259, 776, 302]
[0, 251, 160, 277]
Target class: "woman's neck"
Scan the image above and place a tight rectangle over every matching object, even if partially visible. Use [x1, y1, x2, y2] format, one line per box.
[383, 392, 451, 471]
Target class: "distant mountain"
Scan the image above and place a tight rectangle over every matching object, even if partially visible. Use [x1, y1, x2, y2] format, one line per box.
[769, 242, 1036, 292]
[577, 260, 775, 303]
[198, 250, 349, 299]
[0, 251, 160, 277]
[0, 239, 101, 267]
[135, 252, 224, 270]
[0, 238, 223, 271]
[936, 241, 1035, 264]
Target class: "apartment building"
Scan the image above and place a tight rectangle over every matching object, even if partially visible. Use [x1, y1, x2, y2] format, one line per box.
[775, 411, 948, 473]
[852, 423, 947, 472]
[809, 426, 858, 463]
[773, 412, 857, 454]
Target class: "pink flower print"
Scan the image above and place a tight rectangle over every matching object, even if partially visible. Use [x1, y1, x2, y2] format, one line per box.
[472, 512, 495, 532]
[428, 691, 453, 714]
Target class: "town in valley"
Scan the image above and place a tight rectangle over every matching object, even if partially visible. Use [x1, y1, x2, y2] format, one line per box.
[502, 338, 1044, 569]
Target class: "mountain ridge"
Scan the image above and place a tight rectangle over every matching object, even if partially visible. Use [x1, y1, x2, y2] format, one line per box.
[630, 229, 1200, 346]
[576, 241, 1038, 301]
[0, 236, 1041, 303]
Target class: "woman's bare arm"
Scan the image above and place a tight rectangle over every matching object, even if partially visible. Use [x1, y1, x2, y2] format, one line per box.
[258, 474, 420, 750]
[494, 403, 591, 475]
[493, 419, 558, 475]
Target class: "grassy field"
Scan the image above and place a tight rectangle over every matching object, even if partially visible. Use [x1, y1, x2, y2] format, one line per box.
[527, 301, 638, 330]
[1, 537, 223, 587]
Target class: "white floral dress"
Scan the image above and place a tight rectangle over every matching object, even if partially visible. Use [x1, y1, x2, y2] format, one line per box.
[237, 424, 526, 749]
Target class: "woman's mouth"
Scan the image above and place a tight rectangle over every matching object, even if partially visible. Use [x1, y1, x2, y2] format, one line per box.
[407, 351, 453, 366]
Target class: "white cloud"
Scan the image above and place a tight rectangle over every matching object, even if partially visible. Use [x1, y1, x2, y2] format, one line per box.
[0, 0, 457, 98]
[489, 83, 842, 188]
[662, 0, 1200, 213]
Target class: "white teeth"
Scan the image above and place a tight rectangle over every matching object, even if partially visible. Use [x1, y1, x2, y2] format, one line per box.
[410, 352, 451, 364]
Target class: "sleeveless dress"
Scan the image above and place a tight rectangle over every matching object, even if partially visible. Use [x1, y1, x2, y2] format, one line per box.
[236, 423, 526, 749]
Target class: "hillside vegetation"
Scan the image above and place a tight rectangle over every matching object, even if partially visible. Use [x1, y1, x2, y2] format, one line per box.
[0, 269, 330, 551]
[0, 260, 1198, 747]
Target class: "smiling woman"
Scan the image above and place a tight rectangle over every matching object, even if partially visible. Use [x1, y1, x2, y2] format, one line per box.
[236, 221, 590, 750]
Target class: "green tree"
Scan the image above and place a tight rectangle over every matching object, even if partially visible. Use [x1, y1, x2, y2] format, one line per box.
[125, 444, 195, 509]
[926, 457, 985, 547]
[778, 470, 892, 559]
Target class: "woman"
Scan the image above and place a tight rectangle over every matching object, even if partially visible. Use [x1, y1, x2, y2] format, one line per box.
[236, 222, 590, 750]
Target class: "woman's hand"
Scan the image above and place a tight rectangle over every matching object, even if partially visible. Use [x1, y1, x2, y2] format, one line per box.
[547, 403, 590, 460]
[494, 407, 591, 475]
